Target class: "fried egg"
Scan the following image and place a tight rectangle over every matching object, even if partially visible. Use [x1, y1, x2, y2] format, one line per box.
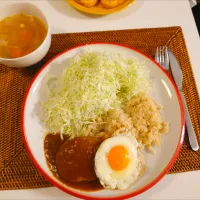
[94, 134, 144, 190]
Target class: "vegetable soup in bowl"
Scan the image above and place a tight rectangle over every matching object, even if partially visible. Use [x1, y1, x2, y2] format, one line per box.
[0, 3, 51, 68]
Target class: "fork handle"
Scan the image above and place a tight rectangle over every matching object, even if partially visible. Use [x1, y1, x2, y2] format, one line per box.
[180, 91, 199, 151]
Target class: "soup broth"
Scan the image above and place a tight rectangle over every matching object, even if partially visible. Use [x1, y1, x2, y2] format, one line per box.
[0, 13, 47, 59]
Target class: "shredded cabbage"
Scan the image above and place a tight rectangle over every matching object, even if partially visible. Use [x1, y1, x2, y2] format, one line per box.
[41, 50, 150, 138]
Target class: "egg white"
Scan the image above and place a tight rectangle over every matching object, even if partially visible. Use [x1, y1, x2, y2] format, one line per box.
[95, 134, 142, 190]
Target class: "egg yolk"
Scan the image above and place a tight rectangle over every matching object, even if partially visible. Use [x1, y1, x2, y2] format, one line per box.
[107, 145, 130, 171]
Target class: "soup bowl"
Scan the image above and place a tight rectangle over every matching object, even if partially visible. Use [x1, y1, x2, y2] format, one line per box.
[0, 3, 51, 68]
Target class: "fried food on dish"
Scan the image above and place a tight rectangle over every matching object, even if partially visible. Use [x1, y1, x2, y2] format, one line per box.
[101, 0, 125, 8]
[95, 134, 145, 190]
[75, 0, 98, 7]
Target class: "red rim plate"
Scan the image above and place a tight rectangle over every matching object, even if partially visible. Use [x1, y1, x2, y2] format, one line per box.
[21, 42, 185, 200]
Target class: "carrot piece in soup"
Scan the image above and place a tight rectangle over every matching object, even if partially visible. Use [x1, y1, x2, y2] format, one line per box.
[10, 47, 21, 58]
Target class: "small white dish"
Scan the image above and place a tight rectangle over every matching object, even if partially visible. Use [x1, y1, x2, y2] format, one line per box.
[0, 3, 51, 68]
[21, 43, 185, 199]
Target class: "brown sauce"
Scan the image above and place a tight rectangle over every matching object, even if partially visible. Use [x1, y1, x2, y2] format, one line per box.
[44, 133, 103, 192]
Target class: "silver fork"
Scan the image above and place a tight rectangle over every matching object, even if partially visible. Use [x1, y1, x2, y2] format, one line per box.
[155, 46, 199, 151]
[155, 46, 169, 70]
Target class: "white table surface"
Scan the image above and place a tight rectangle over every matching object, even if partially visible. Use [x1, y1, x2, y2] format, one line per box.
[1, 0, 200, 199]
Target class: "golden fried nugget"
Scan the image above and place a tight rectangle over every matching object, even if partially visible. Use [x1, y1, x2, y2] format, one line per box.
[101, 0, 125, 8]
[75, 0, 98, 7]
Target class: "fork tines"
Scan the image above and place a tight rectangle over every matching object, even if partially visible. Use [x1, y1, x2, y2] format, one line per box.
[155, 46, 169, 70]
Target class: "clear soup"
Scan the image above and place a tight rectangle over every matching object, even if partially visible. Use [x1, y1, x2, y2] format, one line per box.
[0, 13, 47, 59]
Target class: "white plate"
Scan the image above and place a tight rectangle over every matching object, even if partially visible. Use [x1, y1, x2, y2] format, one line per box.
[21, 43, 185, 200]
